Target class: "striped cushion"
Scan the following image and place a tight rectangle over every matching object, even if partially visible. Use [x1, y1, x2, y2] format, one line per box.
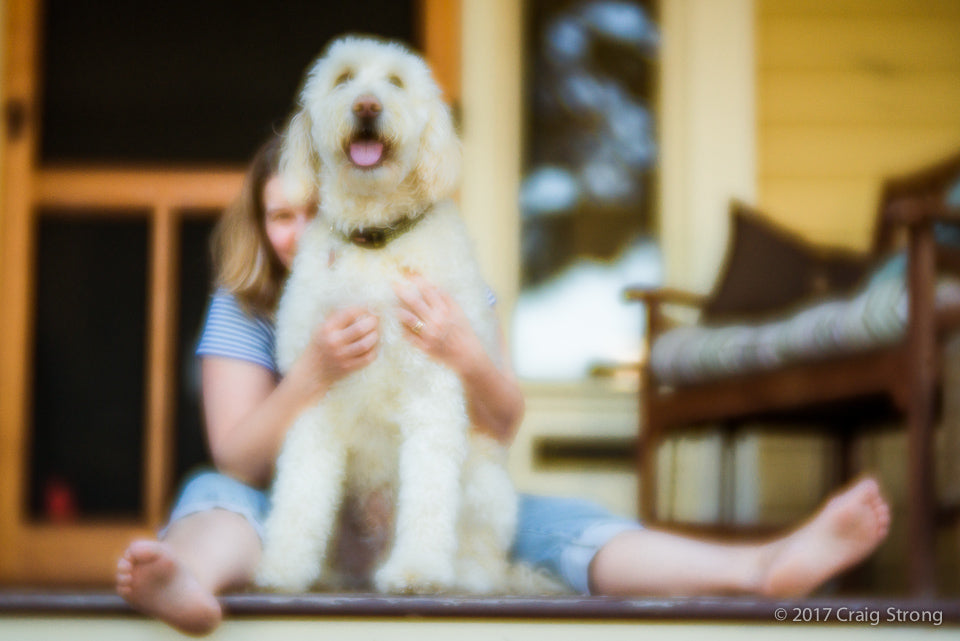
[650, 275, 960, 386]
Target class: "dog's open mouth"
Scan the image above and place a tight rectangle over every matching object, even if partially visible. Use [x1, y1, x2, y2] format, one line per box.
[347, 134, 387, 169]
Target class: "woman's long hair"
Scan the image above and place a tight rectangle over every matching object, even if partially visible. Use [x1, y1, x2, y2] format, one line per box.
[210, 136, 288, 317]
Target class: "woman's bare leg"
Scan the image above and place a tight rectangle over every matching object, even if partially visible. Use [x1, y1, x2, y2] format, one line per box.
[116, 510, 261, 636]
[589, 477, 891, 597]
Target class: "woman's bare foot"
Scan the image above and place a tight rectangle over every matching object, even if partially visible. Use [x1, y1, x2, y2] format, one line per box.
[116, 540, 222, 636]
[760, 477, 891, 597]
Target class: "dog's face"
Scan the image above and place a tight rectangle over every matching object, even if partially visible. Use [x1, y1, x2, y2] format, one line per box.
[282, 36, 460, 215]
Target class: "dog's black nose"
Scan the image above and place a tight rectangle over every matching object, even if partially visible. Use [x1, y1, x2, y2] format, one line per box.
[353, 95, 382, 120]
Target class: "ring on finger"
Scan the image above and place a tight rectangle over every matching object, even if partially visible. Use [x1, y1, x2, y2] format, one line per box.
[411, 319, 425, 334]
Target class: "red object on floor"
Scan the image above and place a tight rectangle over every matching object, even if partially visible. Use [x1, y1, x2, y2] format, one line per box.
[44, 477, 79, 523]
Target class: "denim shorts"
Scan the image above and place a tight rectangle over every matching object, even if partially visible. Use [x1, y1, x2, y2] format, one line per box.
[163, 469, 640, 594]
[511, 493, 641, 594]
[161, 469, 270, 541]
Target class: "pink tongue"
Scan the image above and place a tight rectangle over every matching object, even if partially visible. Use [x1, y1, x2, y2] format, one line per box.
[349, 141, 384, 167]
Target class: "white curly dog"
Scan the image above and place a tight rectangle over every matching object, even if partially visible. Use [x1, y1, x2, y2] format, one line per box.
[256, 36, 518, 595]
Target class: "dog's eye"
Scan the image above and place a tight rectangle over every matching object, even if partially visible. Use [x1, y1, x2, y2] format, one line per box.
[388, 74, 404, 89]
[335, 70, 353, 87]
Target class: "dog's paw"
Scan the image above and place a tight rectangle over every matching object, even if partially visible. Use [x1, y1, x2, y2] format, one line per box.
[255, 548, 319, 593]
[374, 553, 456, 595]
[455, 557, 508, 595]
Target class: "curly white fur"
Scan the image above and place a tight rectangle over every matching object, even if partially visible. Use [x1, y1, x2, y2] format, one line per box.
[256, 36, 518, 595]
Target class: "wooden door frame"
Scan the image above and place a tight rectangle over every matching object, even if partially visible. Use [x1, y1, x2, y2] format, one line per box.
[0, 0, 460, 585]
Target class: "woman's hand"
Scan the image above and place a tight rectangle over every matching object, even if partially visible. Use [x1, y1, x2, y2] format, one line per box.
[299, 307, 379, 399]
[394, 274, 524, 444]
[393, 274, 483, 373]
[203, 308, 378, 487]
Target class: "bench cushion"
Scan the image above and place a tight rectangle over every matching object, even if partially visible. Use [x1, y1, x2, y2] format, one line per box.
[651, 274, 960, 387]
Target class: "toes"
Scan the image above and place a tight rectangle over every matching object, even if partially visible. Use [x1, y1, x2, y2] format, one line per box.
[867, 491, 891, 526]
[878, 507, 892, 533]
[117, 557, 132, 573]
[128, 540, 162, 564]
[850, 477, 888, 517]
[863, 487, 891, 540]
[117, 585, 132, 598]
[854, 478, 880, 502]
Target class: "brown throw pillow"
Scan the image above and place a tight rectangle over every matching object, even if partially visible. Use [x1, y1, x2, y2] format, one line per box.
[700, 201, 870, 325]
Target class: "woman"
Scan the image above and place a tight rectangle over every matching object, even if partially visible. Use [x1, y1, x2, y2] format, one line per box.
[116, 136, 892, 636]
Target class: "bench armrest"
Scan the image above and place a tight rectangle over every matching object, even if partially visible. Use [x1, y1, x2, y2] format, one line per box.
[884, 196, 960, 228]
[623, 286, 706, 308]
[624, 286, 706, 356]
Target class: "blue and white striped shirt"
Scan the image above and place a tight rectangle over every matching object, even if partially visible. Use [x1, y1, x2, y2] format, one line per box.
[196, 290, 278, 373]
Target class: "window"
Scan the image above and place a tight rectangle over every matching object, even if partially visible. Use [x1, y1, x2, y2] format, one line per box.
[513, 0, 661, 382]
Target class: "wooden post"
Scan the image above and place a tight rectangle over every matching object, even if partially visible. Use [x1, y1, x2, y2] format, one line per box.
[0, 0, 40, 581]
[905, 204, 937, 596]
[638, 296, 659, 522]
[419, 0, 461, 106]
[144, 206, 178, 527]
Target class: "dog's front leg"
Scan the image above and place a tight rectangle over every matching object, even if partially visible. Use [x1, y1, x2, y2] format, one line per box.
[374, 380, 468, 594]
[456, 444, 517, 594]
[257, 404, 346, 592]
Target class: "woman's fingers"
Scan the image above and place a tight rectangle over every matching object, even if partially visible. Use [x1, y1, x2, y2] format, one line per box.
[396, 307, 430, 346]
[342, 347, 378, 371]
[395, 306, 419, 331]
[323, 308, 378, 346]
[309, 307, 380, 378]
[338, 325, 379, 358]
[394, 280, 434, 321]
[327, 306, 368, 328]
[408, 274, 445, 308]
[405, 276, 451, 322]
[312, 276, 465, 370]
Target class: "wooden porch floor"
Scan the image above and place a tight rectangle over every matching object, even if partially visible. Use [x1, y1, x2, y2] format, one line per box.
[1, 591, 957, 640]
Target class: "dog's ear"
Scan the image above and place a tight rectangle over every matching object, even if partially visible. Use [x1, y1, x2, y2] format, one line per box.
[413, 99, 461, 202]
[280, 109, 321, 203]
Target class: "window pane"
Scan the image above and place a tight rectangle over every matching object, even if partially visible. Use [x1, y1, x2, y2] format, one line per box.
[514, 0, 662, 381]
[30, 213, 148, 521]
[40, 0, 417, 164]
[173, 215, 218, 488]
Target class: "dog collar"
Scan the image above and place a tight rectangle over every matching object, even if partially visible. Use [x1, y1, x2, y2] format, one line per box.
[338, 214, 423, 250]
